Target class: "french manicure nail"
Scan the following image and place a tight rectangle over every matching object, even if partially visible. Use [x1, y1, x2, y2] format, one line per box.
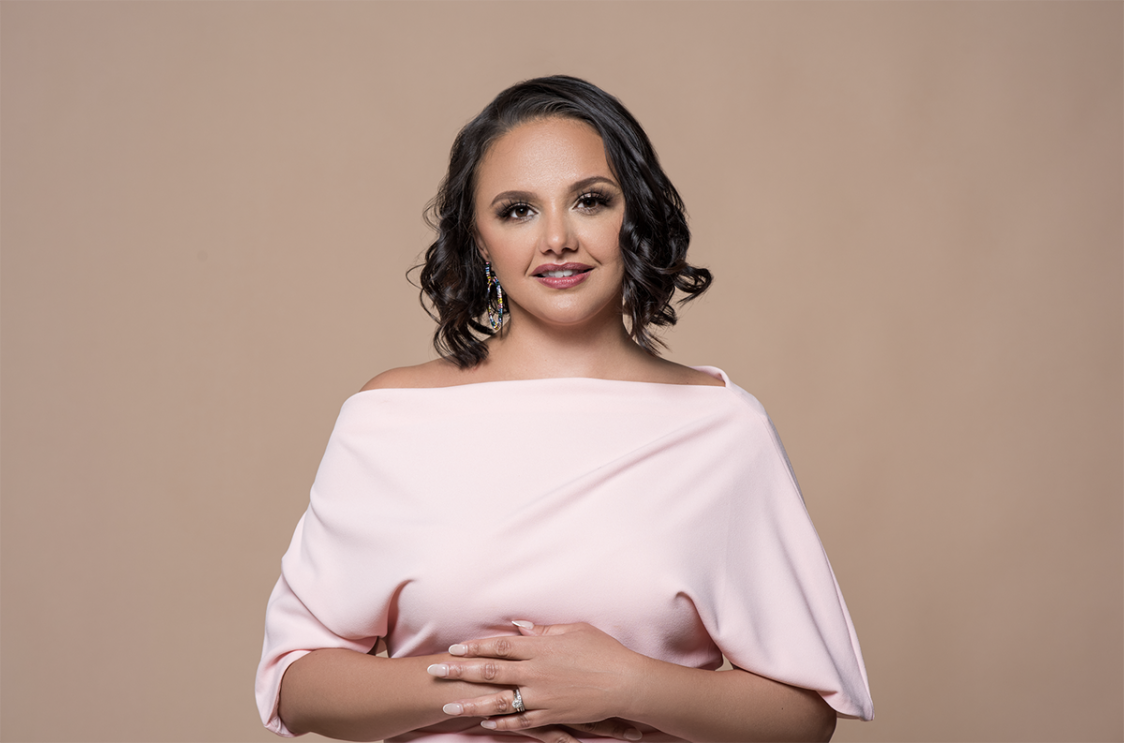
[449, 644, 467, 656]
[443, 703, 463, 715]
[512, 620, 534, 629]
[427, 663, 448, 677]
[624, 729, 643, 741]
[481, 720, 498, 730]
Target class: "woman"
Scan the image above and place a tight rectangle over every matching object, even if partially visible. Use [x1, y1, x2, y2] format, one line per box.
[256, 76, 873, 742]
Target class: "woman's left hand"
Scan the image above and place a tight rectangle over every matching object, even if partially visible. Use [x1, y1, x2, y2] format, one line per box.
[426, 621, 645, 735]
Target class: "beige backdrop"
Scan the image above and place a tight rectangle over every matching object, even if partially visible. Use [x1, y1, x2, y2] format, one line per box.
[2, 2, 1120, 741]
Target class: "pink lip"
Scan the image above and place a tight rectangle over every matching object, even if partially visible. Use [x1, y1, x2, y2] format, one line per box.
[532, 262, 593, 289]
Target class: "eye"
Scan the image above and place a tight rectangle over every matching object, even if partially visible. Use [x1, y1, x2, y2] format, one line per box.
[575, 190, 613, 212]
[497, 201, 535, 221]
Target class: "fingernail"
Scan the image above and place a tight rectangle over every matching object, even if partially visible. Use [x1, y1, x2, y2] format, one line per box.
[427, 663, 448, 677]
[512, 620, 534, 629]
[624, 729, 643, 741]
[449, 644, 467, 656]
[481, 720, 498, 730]
[443, 703, 463, 715]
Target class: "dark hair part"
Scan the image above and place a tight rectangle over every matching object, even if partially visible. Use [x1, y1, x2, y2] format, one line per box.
[418, 75, 712, 368]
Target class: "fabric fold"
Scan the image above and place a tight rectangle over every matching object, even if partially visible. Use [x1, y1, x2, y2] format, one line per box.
[256, 368, 873, 739]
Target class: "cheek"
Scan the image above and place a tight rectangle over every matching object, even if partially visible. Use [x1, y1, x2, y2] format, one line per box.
[478, 230, 525, 268]
[475, 223, 506, 260]
[581, 218, 624, 262]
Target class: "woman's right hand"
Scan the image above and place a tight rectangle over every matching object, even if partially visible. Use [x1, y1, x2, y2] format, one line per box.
[430, 621, 642, 731]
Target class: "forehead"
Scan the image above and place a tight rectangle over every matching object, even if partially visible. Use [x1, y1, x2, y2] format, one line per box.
[475, 118, 612, 196]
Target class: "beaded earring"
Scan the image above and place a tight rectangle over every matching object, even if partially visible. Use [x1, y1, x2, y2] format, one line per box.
[485, 261, 505, 331]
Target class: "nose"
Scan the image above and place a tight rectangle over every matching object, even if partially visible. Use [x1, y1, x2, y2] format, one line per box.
[540, 207, 575, 255]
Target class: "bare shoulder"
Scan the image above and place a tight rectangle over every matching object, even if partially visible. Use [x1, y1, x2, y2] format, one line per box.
[360, 358, 475, 391]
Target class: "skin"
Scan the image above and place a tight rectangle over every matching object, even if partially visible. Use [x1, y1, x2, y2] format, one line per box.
[369, 117, 721, 390]
[278, 117, 837, 742]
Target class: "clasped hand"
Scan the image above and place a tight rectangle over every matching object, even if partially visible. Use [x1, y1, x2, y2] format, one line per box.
[426, 621, 645, 742]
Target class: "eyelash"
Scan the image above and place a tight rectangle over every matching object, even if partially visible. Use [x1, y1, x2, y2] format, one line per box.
[576, 190, 613, 211]
[495, 190, 615, 221]
[496, 201, 534, 221]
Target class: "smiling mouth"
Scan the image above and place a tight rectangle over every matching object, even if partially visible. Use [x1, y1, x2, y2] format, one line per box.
[533, 264, 593, 278]
[537, 268, 588, 278]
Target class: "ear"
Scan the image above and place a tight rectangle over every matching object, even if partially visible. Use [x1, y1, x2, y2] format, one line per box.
[473, 229, 490, 263]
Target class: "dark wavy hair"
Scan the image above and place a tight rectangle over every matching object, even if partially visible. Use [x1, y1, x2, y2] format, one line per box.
[418, 75, 712, 368]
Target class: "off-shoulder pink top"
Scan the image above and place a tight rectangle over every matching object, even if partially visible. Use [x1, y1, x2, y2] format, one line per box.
[256, 367, 873, 740]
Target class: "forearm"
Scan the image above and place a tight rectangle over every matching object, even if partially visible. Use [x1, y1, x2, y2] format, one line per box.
[433, 622, 837, 742]
[623, 659, 836, 743]
[279, 648, 506, 741]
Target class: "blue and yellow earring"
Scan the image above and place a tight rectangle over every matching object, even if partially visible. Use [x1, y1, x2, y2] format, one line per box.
[485, 262, 505, 331]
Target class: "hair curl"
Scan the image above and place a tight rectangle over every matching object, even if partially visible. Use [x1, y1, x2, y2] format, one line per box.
[418, 75, 712, 368]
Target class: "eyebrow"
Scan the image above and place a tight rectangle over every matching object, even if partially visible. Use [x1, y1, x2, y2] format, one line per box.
[488, 176, 622, 208]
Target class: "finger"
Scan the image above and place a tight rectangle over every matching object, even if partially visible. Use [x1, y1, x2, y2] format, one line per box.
[509, 620, 593, 639]
[479, 710, 543, 732]
[448, 634, 529, 659]
[525, 621, 590, 637]
[442, 689, 520, 718]
[509, 725, 582, 743]
[427, 660, 517, 684]
[569, 720, 644, 741]
[511, 619, 543, 636]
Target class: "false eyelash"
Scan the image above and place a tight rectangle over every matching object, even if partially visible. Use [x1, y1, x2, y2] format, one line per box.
[576, 190, 613, 209]
[495, 201, 534, 220]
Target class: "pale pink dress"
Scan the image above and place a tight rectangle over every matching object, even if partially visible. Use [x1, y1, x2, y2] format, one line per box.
[256, 367, 874, 740]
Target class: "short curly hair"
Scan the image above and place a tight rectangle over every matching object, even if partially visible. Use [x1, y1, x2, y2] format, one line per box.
[418, 75, 712, 368]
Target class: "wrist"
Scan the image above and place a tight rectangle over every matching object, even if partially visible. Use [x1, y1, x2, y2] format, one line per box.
[617, 651, 660, 722]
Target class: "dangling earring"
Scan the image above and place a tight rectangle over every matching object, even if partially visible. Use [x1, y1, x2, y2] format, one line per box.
[485, 261, 505, 331]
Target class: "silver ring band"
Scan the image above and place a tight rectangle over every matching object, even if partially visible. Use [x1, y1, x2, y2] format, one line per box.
[511, 687, 526, 714]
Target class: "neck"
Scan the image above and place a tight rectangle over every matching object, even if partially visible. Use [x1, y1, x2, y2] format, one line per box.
[481, 305, 650, 380]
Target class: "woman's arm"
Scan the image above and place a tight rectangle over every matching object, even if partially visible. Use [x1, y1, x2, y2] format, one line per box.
[279, 648, 645, 743]
[279, 649, 488, 741]
[435, 622, 836, 743]
[623, 656, 836, 742]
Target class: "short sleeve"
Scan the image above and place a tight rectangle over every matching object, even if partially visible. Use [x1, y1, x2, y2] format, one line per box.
[699, 394, 874, 720]
[254, 527, 383, 735]
[255, 401, 398, 736]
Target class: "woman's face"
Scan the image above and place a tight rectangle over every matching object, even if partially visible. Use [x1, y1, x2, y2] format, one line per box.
[473, 117, 626, 332]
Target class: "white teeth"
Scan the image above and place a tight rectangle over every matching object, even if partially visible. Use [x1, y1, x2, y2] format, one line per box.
[541, 269, 577, 278]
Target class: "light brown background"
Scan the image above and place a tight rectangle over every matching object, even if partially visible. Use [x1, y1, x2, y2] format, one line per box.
[2, 2, 1120, 741]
